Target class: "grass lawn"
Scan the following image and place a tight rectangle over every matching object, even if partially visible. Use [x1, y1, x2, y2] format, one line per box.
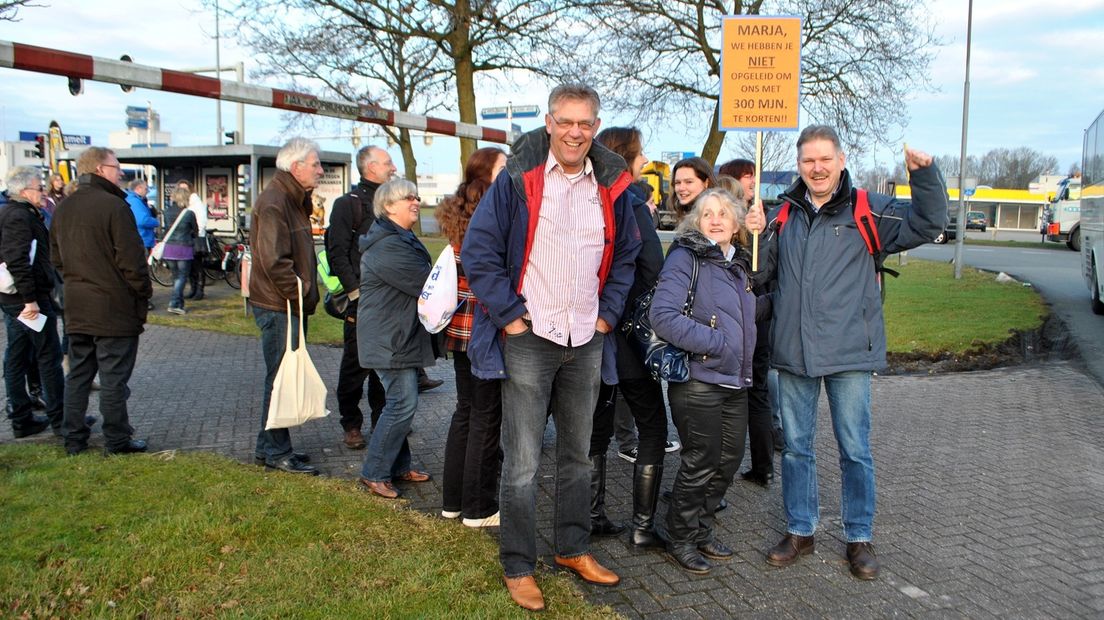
[0, 444, 615, 619]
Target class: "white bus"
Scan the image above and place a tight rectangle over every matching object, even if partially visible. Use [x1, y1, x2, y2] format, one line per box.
[1082, 108, 1104, 314]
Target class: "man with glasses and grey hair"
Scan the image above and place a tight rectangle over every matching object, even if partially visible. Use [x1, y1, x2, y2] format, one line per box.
[1, 166, 66, 440]
[248, 137, 324, 475]
[462, 83, 641, 611]
[50, 147, 152, 456]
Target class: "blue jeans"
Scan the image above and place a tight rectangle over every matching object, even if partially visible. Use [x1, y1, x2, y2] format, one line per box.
[778, 370, 875, 542]
[167, 259, 191, 309]
[2, 299, 64, 428]
[360, 367, 418, 482]
[498, 328, 603, 578]
[253, 306, 307, 463]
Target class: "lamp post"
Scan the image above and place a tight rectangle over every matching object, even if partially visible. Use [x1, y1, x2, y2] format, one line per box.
[953, 0, 973, 280]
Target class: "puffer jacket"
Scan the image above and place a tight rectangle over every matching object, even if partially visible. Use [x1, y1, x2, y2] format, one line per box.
[650, 229, 757, 388]
[248, 170, 319, 316]
[356, 216, 434, 370]
[615, 183, 664, 381]
[460, 127, 642, 383]
[759, 165, 948, 376]
[0, 197, 56, 305]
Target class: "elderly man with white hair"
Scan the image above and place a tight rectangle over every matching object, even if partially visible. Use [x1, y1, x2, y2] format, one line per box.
[248, 137, 325, 475]
[1, 166, 66, 439]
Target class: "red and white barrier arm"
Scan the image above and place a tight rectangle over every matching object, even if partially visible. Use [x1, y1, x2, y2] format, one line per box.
[0, 40, 510, 144]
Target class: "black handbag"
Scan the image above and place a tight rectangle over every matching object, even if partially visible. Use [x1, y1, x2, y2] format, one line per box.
[620, 257, 700, 383]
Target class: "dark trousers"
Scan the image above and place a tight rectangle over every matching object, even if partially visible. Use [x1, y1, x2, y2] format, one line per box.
[63, 333, 139, 451]
[745, 324, 775, 476]
[253, 306, 306, 462]
[666, 380, 748, 547]
[3, 299, 64, 428]
[442, 351, 503, 519]
[336, 305, 385, 431]
[590, 377, 668, 465]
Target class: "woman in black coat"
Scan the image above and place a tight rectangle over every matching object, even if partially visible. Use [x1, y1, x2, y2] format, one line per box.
[587, 127, 670, 548]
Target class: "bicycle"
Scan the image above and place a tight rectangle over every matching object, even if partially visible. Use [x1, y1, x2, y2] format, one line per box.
[148, 254, 172, 287]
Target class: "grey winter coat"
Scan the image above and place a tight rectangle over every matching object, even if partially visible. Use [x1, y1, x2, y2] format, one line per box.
[356, 215, 435, 370]
[758, 166, 948, 376]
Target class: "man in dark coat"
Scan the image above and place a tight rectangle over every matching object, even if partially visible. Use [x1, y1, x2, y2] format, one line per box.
[0, 167, 65, 439]
[248, 137, 323, 475]
[325, 145, 393, 450]
[50, 147, 153, 456]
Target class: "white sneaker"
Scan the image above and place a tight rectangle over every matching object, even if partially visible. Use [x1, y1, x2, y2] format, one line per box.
[617, 447, 638, 463]
[167, 307, 186, 315]
[665, 440, 681, 453]
[441, 510, 461, 519]
[462, 512, 500, 528]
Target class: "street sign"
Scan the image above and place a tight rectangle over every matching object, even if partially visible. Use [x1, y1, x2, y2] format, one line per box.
[481, 104, 540, 120]
[719, 16, 802, 131]
[964, 188, 976, 197]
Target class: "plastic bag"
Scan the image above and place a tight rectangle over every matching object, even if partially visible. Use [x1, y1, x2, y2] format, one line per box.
[417, 244, 458, 334]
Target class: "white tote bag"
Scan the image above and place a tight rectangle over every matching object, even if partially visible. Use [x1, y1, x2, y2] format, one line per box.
[265, 277, 330, 430]
[417, 244, 459, 334]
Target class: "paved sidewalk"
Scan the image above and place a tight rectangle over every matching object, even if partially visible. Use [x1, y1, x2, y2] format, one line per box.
[3, 323, 1103, 618]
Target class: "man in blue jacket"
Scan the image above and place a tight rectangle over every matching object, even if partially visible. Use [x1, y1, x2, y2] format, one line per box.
[747, 125, 947, 580]
[461, 84, 641, 611]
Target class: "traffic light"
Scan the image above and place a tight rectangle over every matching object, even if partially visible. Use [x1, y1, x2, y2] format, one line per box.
[33, 135, 46, 158]
[224, 130, 240, 145]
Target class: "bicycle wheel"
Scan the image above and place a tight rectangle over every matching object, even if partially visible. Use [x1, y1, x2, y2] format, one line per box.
[149, 257, 172, 287]
[225, 256, 241, 289]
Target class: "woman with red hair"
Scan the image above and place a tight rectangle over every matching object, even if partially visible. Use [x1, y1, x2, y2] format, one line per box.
[437, 146, 507, 528]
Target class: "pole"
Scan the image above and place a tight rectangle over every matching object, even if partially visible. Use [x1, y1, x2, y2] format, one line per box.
[236, 61, 245, 144]
[752, 130, 763, 271]
[214, 0, 223, 145]
[953, 0, 973, 280]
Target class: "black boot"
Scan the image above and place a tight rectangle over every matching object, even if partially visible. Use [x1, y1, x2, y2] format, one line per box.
[193, 271, 206, 301]
[629, 463, 664, 548]
[589, 454, 625, 537]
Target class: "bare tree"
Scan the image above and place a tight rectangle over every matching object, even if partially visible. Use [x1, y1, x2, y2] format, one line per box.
[565, 0, 940, 164]
[1, 1, 40, 20]
[221, 0, 574, 168]
[937, 148, 1059, 189]
[728, 130, 794, 174]
[224, 2, 452, 180]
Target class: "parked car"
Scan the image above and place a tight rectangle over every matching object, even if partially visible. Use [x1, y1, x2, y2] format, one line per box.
[934, 214, 958, 244]
[965, 210, 988, 231]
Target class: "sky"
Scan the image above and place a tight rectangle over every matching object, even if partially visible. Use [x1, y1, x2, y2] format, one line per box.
[1, 0, 1103, 179]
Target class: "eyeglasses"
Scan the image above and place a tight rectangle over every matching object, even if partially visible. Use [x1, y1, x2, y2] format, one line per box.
[99, 163, 120, 171]
[403, 194, 422, 202]
[551, 116, 597, 131]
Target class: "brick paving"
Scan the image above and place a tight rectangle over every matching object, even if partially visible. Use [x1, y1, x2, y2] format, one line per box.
[3, 305, 1104, 618]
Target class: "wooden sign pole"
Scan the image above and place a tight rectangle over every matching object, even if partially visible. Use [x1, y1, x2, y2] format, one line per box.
[752, 130, 763, 271]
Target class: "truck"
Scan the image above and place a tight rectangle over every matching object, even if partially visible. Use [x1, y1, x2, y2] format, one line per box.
[1080, 109, 1104, 314]
[1042, 175, 1082, 251]
[640, 161, 677, 229]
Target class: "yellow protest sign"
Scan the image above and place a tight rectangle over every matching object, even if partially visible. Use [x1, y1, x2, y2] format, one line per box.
[719, 16, 802, 131]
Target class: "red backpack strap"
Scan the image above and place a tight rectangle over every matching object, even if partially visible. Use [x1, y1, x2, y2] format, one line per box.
[775, 202, 791, 233]
[852, 189, 881, 255]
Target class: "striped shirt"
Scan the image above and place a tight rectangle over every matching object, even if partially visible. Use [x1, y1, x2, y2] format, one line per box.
[519, 154, 605, 347]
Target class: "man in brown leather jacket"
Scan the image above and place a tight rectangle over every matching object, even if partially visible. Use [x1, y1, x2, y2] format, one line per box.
[249, 137, 324, 474]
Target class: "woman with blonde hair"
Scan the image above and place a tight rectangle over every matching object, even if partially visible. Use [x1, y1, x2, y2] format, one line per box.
[650, 188, 761, 574]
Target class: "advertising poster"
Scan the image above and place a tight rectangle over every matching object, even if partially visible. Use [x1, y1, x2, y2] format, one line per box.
[203, 168, 231, 220]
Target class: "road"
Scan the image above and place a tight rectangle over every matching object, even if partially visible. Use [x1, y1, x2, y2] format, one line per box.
[904, 241, 1104, 387]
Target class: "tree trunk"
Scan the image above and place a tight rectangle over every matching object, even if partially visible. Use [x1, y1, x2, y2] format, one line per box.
[398, 127, 418, 182]
[700, 101, 725, 165]
[454, 53, 477, 168]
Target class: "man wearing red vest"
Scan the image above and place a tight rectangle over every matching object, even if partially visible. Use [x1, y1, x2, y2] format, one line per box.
[746, 125, 947, 580]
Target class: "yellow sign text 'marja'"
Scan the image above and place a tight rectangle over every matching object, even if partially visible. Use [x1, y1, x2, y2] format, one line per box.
[719, 16, 802, 131]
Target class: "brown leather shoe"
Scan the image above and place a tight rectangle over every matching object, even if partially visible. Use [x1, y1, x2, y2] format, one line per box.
[846, 542, 880, 580]
[395, 469, 431, 483]
[504, 575, 545, 611]
[343, 428, 366, 449]
[554, 553, 620, 586]
[358, 478, 401, 499]
[766, 533, 815, 567]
